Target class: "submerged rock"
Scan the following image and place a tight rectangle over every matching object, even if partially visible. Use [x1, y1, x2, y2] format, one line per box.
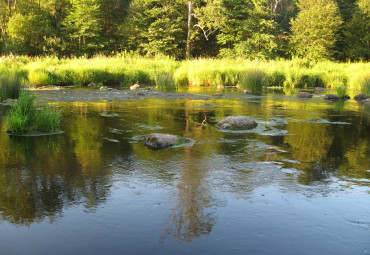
[297, 92, 313, 98]
[324, 94, 340, 100]
[354, 93, 368, 101]
[216, 116, 258, 130]
[144, 133, 179, 150]
[314, 87, 325, 93]
[1, 98, 19, 105]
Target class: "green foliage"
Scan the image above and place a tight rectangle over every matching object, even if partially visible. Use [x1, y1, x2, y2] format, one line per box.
[6, 11, 55, 55]
[6, 91, 36, 134]
[218, 0, 278, 59]
[35, 107, 62, 132]
[155, 72, 176, 91]
[290, 0, 343, 60]
[6, 90, 61, 134]
[340, 0, 370, 61]
[28, 70, 57, 86]
[335, 83, 347, 98]
[0, 72, 21, 101]
[239, 69, 266, 93]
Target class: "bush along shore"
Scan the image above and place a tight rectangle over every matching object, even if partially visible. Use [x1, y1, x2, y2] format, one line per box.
[5, 90, 62, 135]
[0, 55, 369, 93]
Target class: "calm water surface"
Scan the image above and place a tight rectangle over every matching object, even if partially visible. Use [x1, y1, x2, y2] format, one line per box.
[0, 88, 369, 254]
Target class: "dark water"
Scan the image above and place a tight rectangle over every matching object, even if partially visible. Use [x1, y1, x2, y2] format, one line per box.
[0, 89, 369, 255]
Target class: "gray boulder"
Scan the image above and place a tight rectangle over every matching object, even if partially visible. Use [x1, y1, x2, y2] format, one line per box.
[324, 94, 340, 100]
[298, 92, 313, 98]
[216, 116, 258, 130]
[144, 133, 179, 150]
[354, 93, 368, 101]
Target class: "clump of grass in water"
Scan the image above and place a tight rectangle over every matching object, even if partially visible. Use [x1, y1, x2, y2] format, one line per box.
[335, 82, 347, 99]
[155, 71, 177, 91]
[6, 90, 61, 134]
[239, 69, 266, 93]
[35, 107, 62, 132]
[0, 74, 22, 102]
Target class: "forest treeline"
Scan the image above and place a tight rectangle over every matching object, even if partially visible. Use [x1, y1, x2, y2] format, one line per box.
[0, 0, 368, 61]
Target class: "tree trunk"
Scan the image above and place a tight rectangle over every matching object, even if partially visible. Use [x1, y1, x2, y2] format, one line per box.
[186, 1, 192, 60]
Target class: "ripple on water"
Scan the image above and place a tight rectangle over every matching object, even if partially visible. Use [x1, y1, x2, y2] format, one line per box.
[288, 117, 351, 125]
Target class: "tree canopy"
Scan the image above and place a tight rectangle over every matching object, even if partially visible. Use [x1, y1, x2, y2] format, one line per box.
[0, 0, 367, 61]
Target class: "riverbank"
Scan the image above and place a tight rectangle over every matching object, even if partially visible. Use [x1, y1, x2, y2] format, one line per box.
[0, 55, 369, 92]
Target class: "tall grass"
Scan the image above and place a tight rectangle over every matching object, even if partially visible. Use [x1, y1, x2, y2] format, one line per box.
[335, 83, 347, 99]
[155, 71, 177, 91]
[0, 55, 369, 91]
[6, 91, 36, 134]
[239, 69, 266, 93]
[0, 73, 22, 101]
[6, 90, 61, 134]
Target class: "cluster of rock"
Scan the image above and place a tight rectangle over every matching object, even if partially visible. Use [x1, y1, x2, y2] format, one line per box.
[144, 116, 258, 150]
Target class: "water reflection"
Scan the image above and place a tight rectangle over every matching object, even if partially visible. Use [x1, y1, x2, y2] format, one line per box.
[0, 91, 369, 240]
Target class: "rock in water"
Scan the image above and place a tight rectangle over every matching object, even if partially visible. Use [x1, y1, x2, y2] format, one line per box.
[314, 87, 325, 93]
[130, 84, 140, 90]
[297, 92, 313, 98]
[324, 94, 340, 100]
[144, 133, 179, 150]
[216, 116, 258, 130]
[354, 93, 368, 101]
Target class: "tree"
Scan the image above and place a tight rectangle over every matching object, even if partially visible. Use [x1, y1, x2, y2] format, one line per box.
[6, 11, 55, 55]
[217, 0, 278, 59]
[341, 0, 369, 60]
[63, 0, 103, 55]
[290, 0, 342, 60]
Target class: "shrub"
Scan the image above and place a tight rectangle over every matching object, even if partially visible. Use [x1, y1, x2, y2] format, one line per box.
[28, 70, 56, 86]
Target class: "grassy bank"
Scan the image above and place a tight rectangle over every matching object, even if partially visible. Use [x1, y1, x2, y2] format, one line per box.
[0, 55, 369, 92]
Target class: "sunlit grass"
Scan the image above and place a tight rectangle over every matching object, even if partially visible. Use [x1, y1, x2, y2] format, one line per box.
[6, 90, 61, 134]
[0, 55, 368, 91]
[239, 69, 266, 93]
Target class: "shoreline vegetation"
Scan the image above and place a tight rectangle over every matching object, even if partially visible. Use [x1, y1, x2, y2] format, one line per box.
[0, 55, 369, 93]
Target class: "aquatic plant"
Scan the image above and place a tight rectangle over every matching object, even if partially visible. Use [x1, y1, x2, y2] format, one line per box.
[239, 69, 266, 93]
[335, 83, 347, 99]
[34, 107, 62, 132]
[6, 90, 61, 134]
